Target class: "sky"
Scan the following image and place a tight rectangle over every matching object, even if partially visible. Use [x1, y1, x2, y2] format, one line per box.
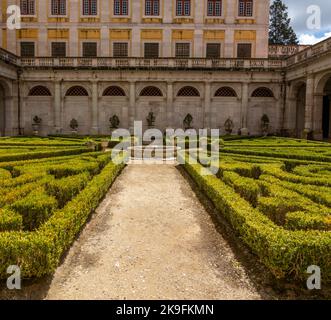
[283, 0, 331, 44]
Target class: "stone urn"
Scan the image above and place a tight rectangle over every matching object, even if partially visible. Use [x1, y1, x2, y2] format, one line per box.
[32, 116, 42, 136]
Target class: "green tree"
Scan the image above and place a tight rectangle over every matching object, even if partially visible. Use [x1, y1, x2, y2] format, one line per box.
[269, 0, 298, 45]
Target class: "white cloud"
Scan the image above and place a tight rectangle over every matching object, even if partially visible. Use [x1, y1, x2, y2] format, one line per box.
[298, 32, 331, 45]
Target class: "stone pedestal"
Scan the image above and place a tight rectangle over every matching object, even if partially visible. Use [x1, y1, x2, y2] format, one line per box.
[240, 128, 249, 136]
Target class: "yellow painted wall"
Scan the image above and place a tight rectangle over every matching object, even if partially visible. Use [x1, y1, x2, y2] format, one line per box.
[203, 30, 225, 40]
[110, 30, 131, 40]
[16, 29, 39, 39]
[234, 30, 256, 41]
[1, 0, 7, 23]
[79, 29, 101, 40]
[2, 29, 7, 49]
[141, 30, 163, 40]
[48, 29, 69, 39]
[172, 30, 194, 40]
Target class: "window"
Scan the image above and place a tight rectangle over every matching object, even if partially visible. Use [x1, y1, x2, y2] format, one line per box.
[215, 87, 237, 97]
[51, 42, 66, 57]
[238, 0, 253, 17]
[20, 0, 35, 15]
[82, 42, 97, 57]
[176, 0, 191, 16]
[113, 43, 128, 57]
[175, 43, 190, 58]
[51, 0, 66, 15]
[66, 86, 89, 96]
[114, 0, 128, 15]
[20, 42, 35, 57]
[207, 0, 222, 16]
[144, 43, 159, 59]
[206, 43, 221, 58]
[251, 87, 274, 98]
[29, 86, 52, 96]
[103, 86, 126, 96]
[237, 43, 252, 58]
[177, 86, 200, 97]
[82, 0, 97, 15]
[145, 0, 160, 16]
[140, 86, 163, 96]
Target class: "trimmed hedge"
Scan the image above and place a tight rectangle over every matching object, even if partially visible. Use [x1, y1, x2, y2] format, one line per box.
[45, 172, 90, 208]
[183, 159, 331, 281]
[10, 188, 58, 231]
[0, 160, 124, 278]
[0, 208, 23, 232]
[47, 161, 100, 179]
[0, 148, 90, 163]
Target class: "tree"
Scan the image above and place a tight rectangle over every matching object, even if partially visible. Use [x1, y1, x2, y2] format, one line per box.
[269, 0, 298, 45]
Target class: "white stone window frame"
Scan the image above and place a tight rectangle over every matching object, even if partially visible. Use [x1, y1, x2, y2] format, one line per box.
[236, 0, 255, 19]
[49, 0, 68, 18]
[173, 41, 192, 59]
[142, 41, 162, 59]
[81, 40, 100, 57]
[235, 41, 255, 58]
[20, 0, 37, 18]
[206, 0, 223, 18]
[49, 40, 69, 57]
[81, 0, 99, 18]
[112, 0, 130, 18]
[143, 0, 162, 18]
[204, 40, 224, 59]
[111, 41, 131, 58]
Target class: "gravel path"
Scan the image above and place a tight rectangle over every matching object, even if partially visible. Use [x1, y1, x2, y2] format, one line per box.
[45, 164, 262, 300]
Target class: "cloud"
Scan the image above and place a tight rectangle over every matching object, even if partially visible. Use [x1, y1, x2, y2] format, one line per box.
[282, 0, 331, 44]
[298, 32, 331, 45]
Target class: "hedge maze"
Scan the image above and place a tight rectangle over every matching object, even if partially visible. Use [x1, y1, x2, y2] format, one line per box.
[183, 137, 331, 281]
[0, 137, 124, 278]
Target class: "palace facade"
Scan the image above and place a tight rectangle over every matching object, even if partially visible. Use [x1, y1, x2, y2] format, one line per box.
[0, 0, 330, 139]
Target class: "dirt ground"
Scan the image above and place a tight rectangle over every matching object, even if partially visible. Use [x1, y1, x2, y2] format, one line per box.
[44, 164, 263, 300]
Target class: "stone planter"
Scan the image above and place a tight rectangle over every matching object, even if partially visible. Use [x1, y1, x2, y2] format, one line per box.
[32, 124, 40, 136]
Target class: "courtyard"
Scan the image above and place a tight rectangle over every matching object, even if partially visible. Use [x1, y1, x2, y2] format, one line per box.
[0, 135, 330, 300]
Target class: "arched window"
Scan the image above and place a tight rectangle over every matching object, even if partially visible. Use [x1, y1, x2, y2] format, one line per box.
[177, 86, 200, 97]
[103, 86, 126, 96]
[140, 86, 163, 97]
[65, 86, 89, 96]
[215, 87, 237, 97]
[251, 87, 274, 98]
[28, 86, 51, 96]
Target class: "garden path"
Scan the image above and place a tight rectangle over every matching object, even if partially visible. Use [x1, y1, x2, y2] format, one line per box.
[46, 164, 262, 300]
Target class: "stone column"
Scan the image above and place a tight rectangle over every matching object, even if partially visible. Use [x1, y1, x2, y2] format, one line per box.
[240, 82, 249, 134]
[204, 82, 211, 129]
[54, 81, 62, 133]
[100, 26, 110, 57]
[166, 82, 174, 128]
[304, 74, 315, 137]
[91, 81, 99, 134]
[129, 81, 136, 131]
[312, 93, 324, 140]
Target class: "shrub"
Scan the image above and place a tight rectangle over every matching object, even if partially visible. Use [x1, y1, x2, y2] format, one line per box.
[0, 208, 23, 231]
[183, 159, 331, 281]
[47, 161, 100, 179]
[10, 188, 58, 231]
[45, 172, 90, 208]
[0, 159, 125, 278]
[222, 171, 260, 207]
